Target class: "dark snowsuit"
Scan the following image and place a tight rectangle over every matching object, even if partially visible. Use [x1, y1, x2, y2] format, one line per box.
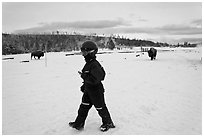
[74, 54, 113, 127]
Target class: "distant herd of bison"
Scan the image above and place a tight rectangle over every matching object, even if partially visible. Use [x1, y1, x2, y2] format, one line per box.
[30, 47, 157, 60]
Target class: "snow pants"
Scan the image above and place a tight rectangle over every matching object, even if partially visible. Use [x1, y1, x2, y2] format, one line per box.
[74, 86, 113, 127]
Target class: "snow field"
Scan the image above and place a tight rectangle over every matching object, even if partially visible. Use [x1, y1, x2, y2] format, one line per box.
[2, 48, 202, 134]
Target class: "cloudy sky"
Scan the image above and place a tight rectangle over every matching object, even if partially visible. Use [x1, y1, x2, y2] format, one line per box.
[2, 2, 202, 44]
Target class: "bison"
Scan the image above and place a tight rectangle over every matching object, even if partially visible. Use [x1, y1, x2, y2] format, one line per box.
[148, 47, 157, 60]
[31, 51, 44, 60]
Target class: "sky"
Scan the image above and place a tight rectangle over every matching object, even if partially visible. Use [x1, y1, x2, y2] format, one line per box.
[2, 2, 202, 44]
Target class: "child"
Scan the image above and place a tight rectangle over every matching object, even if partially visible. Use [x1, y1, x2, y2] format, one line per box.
[69, 41, 115, 132]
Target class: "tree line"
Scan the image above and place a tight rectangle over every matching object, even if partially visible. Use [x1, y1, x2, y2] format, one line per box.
[2, 33, 197, 55]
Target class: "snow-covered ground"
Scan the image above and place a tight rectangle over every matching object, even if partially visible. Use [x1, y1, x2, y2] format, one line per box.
[2, 47, 202, 135]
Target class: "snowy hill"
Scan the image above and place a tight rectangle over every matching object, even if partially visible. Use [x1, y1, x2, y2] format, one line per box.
[2, 47, 202, 135]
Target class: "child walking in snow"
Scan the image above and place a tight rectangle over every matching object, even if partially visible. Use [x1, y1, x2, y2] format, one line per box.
[69, 41, 115, 132]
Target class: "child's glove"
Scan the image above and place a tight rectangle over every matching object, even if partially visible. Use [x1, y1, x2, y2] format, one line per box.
[79, 71, 89, 80]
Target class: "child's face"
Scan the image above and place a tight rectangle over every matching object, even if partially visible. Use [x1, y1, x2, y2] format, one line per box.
[81, 51, 89, 56]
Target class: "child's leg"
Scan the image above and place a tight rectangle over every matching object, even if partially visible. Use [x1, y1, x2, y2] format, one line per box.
[88, 89, 113, 125]
[73, 93, 92, 127]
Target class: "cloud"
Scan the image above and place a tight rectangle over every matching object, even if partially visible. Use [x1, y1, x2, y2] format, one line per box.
[179, 37, 202, 43]
[14, 19, 130, 34]
[137, 18, 148, 22]
[129, 13, 148, 22]
[98, 24, 201, 36]
[14, 19, 202, 42]
[156, 24, 202, 35]
[191, 19, 202, 26]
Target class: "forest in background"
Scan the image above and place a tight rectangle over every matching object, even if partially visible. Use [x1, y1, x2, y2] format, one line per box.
[2, 33, 197, 55]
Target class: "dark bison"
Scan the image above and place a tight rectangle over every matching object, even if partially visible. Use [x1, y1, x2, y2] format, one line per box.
[148, 47, 157, 60]
[31, 51, 44, 60]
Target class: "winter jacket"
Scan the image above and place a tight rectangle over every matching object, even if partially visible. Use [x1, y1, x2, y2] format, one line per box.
[81, 59, 105, 92]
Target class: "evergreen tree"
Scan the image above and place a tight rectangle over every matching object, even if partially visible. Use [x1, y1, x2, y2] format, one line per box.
[107, 38, 115, 50]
